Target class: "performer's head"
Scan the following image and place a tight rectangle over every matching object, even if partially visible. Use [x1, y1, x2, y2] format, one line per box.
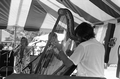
[75, 22, 95, 42]
[48, 32, 59, 45]
[49, 32, 58, 40]
[21, 37, 28, 47]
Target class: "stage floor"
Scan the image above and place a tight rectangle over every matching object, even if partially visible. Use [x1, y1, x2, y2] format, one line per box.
[3, 64, 119, 79]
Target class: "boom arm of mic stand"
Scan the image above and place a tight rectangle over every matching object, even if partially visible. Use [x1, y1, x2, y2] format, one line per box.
[22, 53, 42, 71]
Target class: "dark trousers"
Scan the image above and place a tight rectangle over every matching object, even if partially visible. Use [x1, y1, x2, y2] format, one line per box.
[116, 46, 120, 78]
[116, 54, 120, 78]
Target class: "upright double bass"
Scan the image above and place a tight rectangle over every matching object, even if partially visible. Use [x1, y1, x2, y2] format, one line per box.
[35, 8, 77, 75]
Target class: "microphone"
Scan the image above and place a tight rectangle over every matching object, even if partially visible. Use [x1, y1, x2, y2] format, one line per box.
[15, 44, 21, 49]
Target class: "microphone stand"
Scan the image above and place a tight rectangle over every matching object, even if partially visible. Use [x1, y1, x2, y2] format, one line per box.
[22, 47, 44, 73]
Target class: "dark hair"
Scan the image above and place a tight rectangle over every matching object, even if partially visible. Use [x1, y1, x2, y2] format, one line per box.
[21, 37, 28, 46]
[49, 32, 57, 39]
[75, 22, 95, 41]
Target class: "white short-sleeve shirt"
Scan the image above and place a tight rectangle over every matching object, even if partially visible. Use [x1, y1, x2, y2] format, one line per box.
[70, 38, 105, 77]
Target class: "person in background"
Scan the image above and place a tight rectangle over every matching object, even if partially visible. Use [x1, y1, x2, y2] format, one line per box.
[0, 43, 4, 62]
[14, 37, 31, 74]
[116, 45, 120, 78]
[40, 32, 62, 75]
[0, 44, 4, 79]
[52, 22, 105, 77]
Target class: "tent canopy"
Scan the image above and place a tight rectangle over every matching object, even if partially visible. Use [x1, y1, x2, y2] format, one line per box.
[0, 0, 120, 31]
[1, 30, 12, 42]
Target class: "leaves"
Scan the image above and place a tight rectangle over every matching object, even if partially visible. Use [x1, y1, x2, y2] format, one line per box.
[4, 27, 40, 43]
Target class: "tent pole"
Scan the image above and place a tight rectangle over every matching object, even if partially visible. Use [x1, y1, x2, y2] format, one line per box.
[14, 26, 17, 47]
[13, 0, 24, 47]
